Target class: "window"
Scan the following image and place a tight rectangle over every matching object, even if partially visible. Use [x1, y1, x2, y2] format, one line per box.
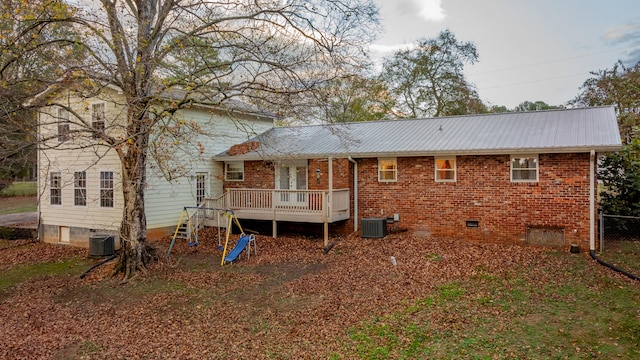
[50, 172, 62, 205]
[195, 173, 208, 205]
[74, 171, 87, 206]
[91, 103, 105, 137]
[511, 156, 538, 182]
[378, 158, 397, 182]
[57, 108, 70, 142]
[225, 162, 244, 181]
[435, 157, 456, 182]
[100, 171, 114, 208]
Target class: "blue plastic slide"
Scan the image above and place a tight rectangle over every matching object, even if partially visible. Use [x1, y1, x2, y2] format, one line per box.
[223, 234, 250, 263]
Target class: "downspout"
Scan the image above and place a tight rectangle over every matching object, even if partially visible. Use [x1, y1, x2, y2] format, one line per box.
[348, 156, 358, 232]
[36, 111, 42, 242]
[588, 150, 640, 282]
[589, 150, 595, 252]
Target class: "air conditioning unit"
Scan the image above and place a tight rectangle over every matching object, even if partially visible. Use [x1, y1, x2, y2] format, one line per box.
[361, 218, 388, 238]
[89, 234, 115, 257]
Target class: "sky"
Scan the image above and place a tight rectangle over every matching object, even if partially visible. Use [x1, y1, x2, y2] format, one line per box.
[370, 0, 640, 109]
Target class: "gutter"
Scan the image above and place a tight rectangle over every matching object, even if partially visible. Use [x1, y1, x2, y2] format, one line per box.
[348, 156, 358, 232]
[213, 146, 623, 163]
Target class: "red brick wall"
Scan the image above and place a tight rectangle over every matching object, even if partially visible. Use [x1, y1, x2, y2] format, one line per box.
[357, 153, 592, 249]
[308, 158, 350, 190]
[224, 159, 351, 191]
[223, 160, 275, 189]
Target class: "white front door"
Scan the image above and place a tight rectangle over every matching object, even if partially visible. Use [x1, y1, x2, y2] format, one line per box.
[275, 162, 307, 207]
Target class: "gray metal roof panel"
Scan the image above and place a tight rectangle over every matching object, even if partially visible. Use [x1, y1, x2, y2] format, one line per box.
[214, 106, 622, 160]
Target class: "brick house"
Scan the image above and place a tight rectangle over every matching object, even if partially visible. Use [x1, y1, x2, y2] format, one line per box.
[211, 107, 621, 252]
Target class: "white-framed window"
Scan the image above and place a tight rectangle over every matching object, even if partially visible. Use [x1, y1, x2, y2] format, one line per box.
[50, 172, 62, 205]
[378, 158, 397, 182]
[511, 155, 538, 182]
[91, 103, 105, 137]
[100, 171, 114, 208]
[74, 171, 87, 206]
[435, 156, 456, 182]
[195, 172, 208, 205]
[225, 162, 244, 181]
[57, 108, 70, 142]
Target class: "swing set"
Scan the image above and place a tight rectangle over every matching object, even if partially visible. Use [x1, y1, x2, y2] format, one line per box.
[166, 207, 256, 265]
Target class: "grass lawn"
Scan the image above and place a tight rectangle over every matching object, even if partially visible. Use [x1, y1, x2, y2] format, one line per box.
[0, 182, 37, 215]
[0, 181, 37, 197]
[598, 240, 640, 276]
[0, 196, 37, 215]
[0, 233, 638, 359]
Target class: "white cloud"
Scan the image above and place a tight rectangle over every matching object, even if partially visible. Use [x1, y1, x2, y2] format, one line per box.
[394, 0, 445, 22]
[603, 23, 640, 42]
[414, 0, 446, 22]
[369, 43, 415, 55]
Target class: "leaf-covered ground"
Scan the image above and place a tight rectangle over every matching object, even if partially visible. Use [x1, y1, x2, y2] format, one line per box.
[0, 231, 638, 359]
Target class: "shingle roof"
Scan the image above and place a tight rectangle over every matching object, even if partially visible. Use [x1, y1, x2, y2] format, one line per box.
[214, 106, 622, 160]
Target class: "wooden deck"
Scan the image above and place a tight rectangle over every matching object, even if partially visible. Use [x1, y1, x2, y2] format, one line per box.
[202, 188, 350, 224]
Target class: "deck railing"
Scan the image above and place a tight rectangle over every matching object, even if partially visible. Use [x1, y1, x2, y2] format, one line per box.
[203, 188, 349, 222]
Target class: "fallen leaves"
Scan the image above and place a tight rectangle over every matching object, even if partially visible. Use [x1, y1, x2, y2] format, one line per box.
[0, 232, 627, 359]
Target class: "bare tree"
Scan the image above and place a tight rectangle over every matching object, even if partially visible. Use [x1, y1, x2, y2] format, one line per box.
[18, 0, 380, 280]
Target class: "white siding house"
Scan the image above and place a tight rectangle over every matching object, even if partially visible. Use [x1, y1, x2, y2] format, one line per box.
[37, 86, 274, 247]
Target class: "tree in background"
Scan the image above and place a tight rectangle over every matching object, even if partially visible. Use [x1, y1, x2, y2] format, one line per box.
[314, 74, 393, 123]
[512, 100, 563, 112]
[572, 61, 640, 217]
[487, 105, 510, 113]
[380, 29, 483, 118]
[598, 136, 640, 217]
[15, 0, 380, 280]
[0, 0, 80, 180]
[571, 61, 640, 143]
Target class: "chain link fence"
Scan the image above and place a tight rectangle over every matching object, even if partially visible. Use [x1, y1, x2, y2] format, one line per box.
[598, 213, 640, 276]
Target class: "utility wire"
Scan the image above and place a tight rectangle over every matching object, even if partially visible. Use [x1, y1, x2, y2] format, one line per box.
[467, 46, 636, 77]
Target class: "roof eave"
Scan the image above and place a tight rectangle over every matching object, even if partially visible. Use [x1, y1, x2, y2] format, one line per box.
[212, 144, 623, 162]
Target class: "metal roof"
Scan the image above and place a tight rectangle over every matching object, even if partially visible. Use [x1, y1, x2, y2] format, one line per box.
[214, 106, 622, 161]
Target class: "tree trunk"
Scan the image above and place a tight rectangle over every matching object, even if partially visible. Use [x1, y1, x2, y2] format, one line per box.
[113, 122, 152, 281]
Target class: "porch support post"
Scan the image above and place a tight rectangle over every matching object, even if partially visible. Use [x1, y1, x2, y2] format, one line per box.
[326, 157, 333, 246]
[324, 221, 328, 247]
[273, 220, 277, 238]
[272, 189, 277, 238]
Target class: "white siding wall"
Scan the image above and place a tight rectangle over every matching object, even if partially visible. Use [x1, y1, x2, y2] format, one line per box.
[39, 89, 126, 236]
[39, 89, 273, 241]
[144, 107, 273, 228]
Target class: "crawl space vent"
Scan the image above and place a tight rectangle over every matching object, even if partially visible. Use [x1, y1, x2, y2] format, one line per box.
[526, 226, 565, 247]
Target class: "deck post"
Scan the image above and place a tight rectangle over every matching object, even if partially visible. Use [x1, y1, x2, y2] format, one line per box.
[272, 220, 277, 238]
[324, 220, 328, 247]
[272, 189, 277, 238]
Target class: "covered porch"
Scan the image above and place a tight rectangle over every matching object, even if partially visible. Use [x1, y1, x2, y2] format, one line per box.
[202, 188, 350, 244]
